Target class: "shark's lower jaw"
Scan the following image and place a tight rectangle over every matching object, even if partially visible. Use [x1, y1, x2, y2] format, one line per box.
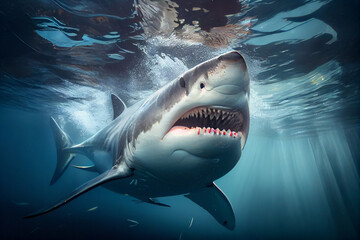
[166, 106, 246, 148]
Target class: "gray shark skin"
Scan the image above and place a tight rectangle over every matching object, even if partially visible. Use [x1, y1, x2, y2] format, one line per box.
[25, 51, 250, 230]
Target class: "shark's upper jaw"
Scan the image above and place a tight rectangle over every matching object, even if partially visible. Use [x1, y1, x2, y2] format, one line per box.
[165, 106, 246, 148]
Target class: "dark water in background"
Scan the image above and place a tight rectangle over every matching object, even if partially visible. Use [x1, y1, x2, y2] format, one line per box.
[0, 0, 359, 239]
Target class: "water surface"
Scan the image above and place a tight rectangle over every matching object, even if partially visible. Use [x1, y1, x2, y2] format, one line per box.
[0, 0, 359, 239]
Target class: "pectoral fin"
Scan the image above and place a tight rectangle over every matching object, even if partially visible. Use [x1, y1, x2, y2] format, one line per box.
[185, 183, 235, 230]
[24, 163, 132, 218]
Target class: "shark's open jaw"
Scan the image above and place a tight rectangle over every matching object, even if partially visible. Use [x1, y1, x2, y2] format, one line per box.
[168, 107, 244, 136]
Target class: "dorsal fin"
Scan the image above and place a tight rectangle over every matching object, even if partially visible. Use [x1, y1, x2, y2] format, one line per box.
[111, 94, 126, 119]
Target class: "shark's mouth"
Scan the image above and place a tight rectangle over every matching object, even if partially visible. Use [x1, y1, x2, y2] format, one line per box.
[168, 107, 245, 141]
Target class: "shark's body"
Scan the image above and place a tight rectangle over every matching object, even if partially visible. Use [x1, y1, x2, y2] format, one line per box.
[26, 51, 250, 230]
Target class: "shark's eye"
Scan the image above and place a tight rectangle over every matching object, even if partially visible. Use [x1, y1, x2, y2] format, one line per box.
[179, 77, 186, 88]
[200, 82, 205, 89]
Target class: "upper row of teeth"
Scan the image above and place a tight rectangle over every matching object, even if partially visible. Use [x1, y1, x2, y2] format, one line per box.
[181, 108, 239, 121]
[186, 127, 243, 138]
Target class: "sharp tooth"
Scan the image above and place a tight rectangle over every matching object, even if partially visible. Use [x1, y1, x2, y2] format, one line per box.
[239, 132, 245, 149]
[216, 113, 220, 120]
[210, 114, 214, 120]
[222, 112, 227, 120]
[217, 110, 221, 114]
[199, 111, 202, 118]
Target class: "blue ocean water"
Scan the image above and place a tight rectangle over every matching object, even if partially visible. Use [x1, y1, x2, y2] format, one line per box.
[0, 0, 359, 239]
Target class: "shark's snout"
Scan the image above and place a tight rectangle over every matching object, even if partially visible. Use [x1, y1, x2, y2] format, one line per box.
[218, 51, 248, 77]
[206, 51, 249, 96]
[218, 51, 246, 67]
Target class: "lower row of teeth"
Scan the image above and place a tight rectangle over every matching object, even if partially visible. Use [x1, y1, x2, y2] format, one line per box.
[190, 127, 242, 138]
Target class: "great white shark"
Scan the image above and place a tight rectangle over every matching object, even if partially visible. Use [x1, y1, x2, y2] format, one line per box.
[25, 51, 250, 230]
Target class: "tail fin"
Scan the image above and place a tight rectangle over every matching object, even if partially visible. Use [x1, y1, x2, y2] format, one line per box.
[49, 117, 75, 185]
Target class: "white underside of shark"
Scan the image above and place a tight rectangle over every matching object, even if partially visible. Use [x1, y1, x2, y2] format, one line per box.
[25, 51, 250, 230]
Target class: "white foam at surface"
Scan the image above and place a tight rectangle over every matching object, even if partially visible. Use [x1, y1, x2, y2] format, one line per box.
[149, 53, 188, 87]
[53, 82, 112, 138]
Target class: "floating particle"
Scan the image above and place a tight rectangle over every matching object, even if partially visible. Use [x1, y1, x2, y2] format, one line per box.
[87, 206, 98, 212]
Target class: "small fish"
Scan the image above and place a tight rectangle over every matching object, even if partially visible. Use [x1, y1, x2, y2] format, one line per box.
[179, 217, 193, 239]
[29, 227, 40, 235]
[13, 201, 30, 206]
[87, 206, 98, 212]
[127, 219, 139, 228]
[72, 165, 94, 169]
[129, 179, 138, 185]
[188, 217, 194, 229]
[179, 231, 183, 240]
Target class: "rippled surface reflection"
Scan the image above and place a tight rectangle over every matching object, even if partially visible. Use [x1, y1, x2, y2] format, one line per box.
[0, 0, 359, 239]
